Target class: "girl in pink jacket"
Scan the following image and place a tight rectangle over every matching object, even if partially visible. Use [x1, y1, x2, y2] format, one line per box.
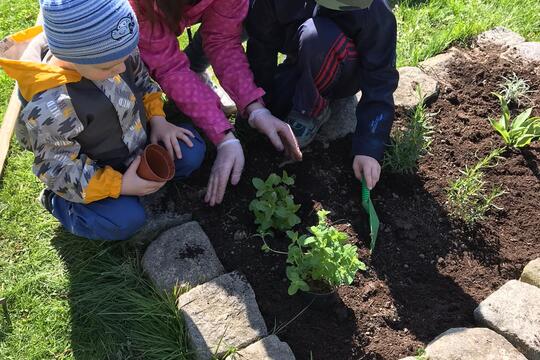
[131, 0, 302, 206]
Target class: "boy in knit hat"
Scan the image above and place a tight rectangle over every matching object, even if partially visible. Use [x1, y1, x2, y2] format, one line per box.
[0, 0, 206, 240]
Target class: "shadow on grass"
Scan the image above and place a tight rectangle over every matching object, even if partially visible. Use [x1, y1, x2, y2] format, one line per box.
[50, 229, 193, 360]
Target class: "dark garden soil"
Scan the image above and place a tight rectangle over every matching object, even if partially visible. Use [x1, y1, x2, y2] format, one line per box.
[163, 46, 540, 359]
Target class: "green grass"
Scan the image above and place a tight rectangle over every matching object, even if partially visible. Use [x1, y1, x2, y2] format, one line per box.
[0, 3, 192, 359]
[1, 1, 540, 358]
[392, 0, 540, 66]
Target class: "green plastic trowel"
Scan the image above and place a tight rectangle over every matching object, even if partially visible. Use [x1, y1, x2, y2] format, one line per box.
[361, 180, 380, 252]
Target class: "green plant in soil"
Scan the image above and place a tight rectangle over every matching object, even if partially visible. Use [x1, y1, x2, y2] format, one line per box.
[285, 210, 366, 296]
[249, 171, 301, 235]
[499, 73, 531, 106]
[490, 93, 540, 149]
[384, 87, 433, 174]
[446, 148, 506, 224]
[415, 347, 429, 360]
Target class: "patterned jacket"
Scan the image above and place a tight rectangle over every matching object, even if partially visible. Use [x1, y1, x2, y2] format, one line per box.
[0, 26, 165, 204]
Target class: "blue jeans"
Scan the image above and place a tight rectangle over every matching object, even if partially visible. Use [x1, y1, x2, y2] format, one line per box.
[49, 124, 206, 241]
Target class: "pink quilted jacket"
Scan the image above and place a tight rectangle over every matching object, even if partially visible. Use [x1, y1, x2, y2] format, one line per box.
[130, 0, 265, 144]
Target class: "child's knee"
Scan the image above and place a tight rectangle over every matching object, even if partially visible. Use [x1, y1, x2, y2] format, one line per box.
[174, 126, 206, 178]
[298, 17, 341, 60]
[95, 200, 147, 241]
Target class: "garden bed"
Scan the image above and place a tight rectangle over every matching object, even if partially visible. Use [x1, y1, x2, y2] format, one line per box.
[165, 46, 539, 359]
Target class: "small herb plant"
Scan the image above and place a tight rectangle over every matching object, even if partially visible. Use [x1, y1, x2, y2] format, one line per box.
[490, 93, 540, 149]
[286, 210, 366, 295]
[499, 73, 531, 106]
[249, 171, 301, 234]
[384, 86, 433, 174]
[447, 148, 505, 224]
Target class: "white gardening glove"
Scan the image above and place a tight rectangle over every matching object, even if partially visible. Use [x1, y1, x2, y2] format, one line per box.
[247, 103, 302, 161]
[204, 132, 245, 206]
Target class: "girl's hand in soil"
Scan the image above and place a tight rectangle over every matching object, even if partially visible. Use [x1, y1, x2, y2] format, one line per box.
[150, 116, 195, 160]
[121, 156, 167, 196]
[205, 132, 245, 207]
[246, 102, 303, 162]
[353, 155, 381, 190]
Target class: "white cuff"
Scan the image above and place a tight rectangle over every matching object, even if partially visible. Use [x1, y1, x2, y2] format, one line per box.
[248, 108, 271, 128]
[217, 138, 241, 150]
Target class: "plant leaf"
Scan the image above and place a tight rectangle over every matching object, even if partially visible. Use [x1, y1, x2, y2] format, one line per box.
[252, 178, 265, 190]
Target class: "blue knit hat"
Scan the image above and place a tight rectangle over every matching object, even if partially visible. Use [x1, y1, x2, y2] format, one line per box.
[40, 0, 139, 65]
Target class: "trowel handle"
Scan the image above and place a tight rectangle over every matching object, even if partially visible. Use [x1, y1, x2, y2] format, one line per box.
[361, 180, 370, 203]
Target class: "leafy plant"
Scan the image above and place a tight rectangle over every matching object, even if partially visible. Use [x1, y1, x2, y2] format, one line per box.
[490, 93, 540, 149]
[415, 347, 429, 360]
[286, 210, 366, 295]
[384, 86, 434, 174]
[249, 171, 301, 234]
[499, 73, 531, 106]
[446, 148, 506, 224]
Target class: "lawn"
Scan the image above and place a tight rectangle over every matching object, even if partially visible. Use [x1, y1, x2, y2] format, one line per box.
[0, 0, 539, 359]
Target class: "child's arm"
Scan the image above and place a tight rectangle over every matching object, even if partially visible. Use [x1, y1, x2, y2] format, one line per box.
[22, 92, 122, 204]
[319, 1, 399, 188]
[351, 1, 399, 162]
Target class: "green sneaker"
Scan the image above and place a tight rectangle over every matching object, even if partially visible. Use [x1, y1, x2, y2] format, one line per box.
[286, 107, 331, 148]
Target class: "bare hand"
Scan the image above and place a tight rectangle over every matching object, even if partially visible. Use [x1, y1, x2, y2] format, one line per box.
[204, 133, 245, 206]
[247, 104, 302, 161]
[353, 155, 381, 190]
[121, 156, 167, 196]
[150, 116, 194, 160]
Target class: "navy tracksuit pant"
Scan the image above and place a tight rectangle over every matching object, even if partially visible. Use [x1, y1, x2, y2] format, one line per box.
[185, 17, 360, 119]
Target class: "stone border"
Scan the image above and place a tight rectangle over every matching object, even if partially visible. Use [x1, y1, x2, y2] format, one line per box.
[142, 221, 295, 359]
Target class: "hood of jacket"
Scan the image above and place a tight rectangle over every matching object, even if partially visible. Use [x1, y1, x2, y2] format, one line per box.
[0, 25, 81, 102]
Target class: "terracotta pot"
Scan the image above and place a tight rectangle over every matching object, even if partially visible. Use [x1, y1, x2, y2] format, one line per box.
[137, 144, 175, 182]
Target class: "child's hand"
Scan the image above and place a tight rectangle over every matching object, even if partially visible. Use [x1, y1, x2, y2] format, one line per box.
[149, 116, 195, 160]
[353, 155, 381, 190]
[121, 156, 166, 196]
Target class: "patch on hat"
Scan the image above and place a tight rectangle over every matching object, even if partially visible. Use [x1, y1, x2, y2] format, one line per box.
[112, 14, 135, 41]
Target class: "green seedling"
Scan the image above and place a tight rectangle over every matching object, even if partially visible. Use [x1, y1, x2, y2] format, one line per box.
[447, 148, 506, 224]
[415, 347, 429, 360]
[490, 93, 540, 149]
[286, 210, 366, 295]
[249, 171, 301, 235]
[384, 86, 433, 174]
[499, 73, 531, 106]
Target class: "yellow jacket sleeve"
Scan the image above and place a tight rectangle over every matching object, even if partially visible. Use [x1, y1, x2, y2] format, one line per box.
[83, 166, 123, 204]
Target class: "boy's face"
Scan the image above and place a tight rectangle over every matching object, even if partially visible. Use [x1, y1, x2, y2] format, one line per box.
[72, 56, 128, 81]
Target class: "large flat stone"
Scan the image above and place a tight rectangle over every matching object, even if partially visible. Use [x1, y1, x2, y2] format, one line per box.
[521, 259, 540, 288]
[317, 96, 358, 142]
[504, 42, 540, 63]
[128, 212, 192, 248]
[425, 327, 526, 360]
[142, 221, 225, 292]
[419, 48, 466, 81]
[474, 280, 540, 359]
[394, 67, 439, 109]
[228, 335, 295, 359]
[476, 27, 525, 50]
[177, 272, 268, 359]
